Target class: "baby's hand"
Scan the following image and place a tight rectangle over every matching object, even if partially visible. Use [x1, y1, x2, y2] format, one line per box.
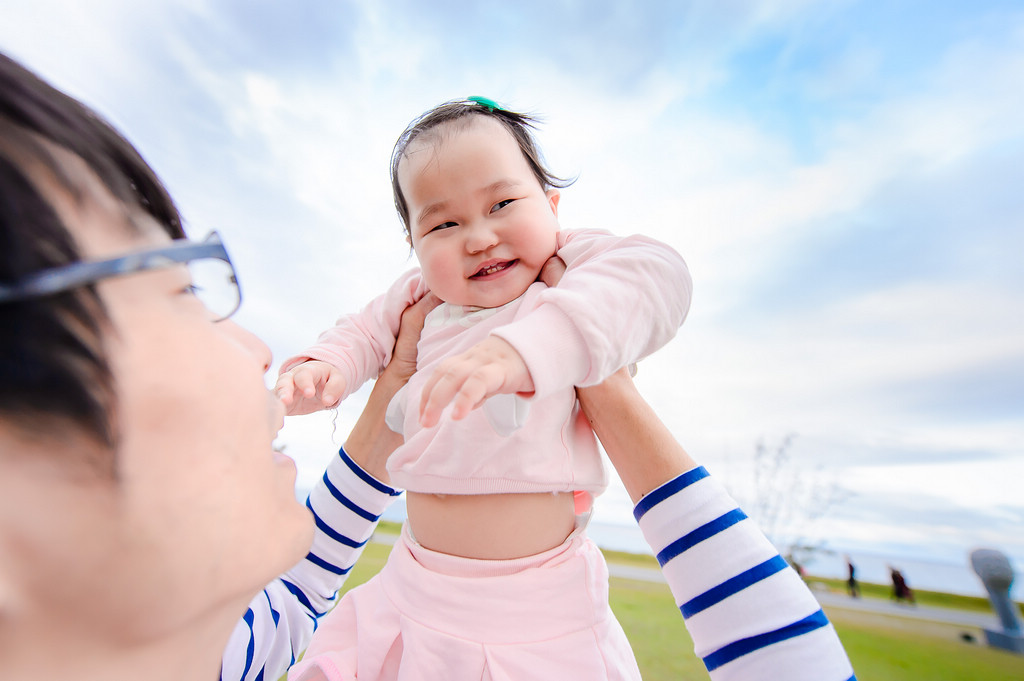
[419, 336, 534, 428]
[275, 360, 347, 416]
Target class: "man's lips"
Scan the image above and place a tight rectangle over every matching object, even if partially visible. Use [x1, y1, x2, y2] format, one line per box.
[471, 259, 518, 278]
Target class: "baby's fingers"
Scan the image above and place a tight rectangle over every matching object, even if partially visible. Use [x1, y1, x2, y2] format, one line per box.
[274, 374, 296, 406]
[418, 366, 457, 428]
[448, 370, 497, 421]
[320, 371, 346, 408]
[419, 363, 499, 427]
[292, 368, 318, 400]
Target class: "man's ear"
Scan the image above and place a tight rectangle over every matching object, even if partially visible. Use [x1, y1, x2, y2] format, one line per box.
[546, 188, 561, 217]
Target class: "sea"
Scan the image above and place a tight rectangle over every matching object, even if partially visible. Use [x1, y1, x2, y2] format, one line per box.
[298, 490, 1019, 602]
[384, 500, 1019, 601]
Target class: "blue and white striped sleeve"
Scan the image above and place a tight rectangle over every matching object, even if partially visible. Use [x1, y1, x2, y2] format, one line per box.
[635, 467, 856, 681]
[220, 445, 402, 681]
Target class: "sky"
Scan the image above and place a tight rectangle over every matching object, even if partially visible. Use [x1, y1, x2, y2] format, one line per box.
[3, 0, 1022, 592]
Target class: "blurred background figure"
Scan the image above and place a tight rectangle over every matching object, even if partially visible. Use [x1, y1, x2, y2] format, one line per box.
[846, 555, 860, 598]
[890, 566, 915, 605]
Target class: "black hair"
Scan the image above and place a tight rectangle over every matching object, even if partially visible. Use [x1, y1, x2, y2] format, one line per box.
[0, 52, 183, 458]
[390, 98, 574, 238]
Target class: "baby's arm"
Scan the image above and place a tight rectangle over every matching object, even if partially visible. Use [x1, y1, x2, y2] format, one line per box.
[418, 336, 533, 428]
[277, 269, 429, 415]
[494, 229, 692, 397]
[417, 230, 689, 425]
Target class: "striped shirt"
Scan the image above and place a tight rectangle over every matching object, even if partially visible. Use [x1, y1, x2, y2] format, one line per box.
[221, 453, 855, 680]
[636, 466, 855, 680]
[220, 446, 400, 681]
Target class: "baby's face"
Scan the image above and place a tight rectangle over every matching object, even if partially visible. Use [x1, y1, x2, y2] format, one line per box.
[400, 116, 560, 308]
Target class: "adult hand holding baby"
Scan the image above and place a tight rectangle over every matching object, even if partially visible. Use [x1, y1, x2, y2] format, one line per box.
[538, 255, 567, 287]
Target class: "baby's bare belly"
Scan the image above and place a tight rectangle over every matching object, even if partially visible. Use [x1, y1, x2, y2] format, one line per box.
[405, 491, 576, 559]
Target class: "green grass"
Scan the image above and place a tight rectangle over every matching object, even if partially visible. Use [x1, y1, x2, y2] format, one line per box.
[601, 547, 662, 569]
[830, 616, 1024, 681]
[338, 537, 1024, 680]
[376, 520, 404, 535]
[613, 579, 1024, 681]
[339, 540, 393, 594]
[608, 575, 705, 679]
[609, 574, 1024, 680]
[805, 576, 1024, 617]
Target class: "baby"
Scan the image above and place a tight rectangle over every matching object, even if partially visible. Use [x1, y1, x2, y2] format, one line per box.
[281, 98, 691, 681]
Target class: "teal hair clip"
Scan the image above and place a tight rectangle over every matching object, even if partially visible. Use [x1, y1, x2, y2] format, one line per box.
[468, 95, 501, 112]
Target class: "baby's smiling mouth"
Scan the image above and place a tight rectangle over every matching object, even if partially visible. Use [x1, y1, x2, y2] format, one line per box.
[471, 259, 517, 278]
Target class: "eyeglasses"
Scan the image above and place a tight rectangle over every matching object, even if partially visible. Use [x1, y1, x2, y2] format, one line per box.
[0, 231, 242, 322]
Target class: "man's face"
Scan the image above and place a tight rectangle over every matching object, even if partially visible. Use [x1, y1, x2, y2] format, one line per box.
[1, 149, 312, 639]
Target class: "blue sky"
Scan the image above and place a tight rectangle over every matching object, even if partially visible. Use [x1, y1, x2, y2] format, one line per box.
[3, 0, 1022, 587]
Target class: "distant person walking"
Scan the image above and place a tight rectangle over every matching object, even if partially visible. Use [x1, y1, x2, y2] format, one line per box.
[890, 566, 916, 604]
[846, 556, 860, 598]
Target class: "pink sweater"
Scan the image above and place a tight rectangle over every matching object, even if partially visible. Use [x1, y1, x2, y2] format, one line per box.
[282, 229, 691, 495]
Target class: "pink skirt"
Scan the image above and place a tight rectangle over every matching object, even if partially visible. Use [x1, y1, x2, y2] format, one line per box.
[289, 523, 640, 681]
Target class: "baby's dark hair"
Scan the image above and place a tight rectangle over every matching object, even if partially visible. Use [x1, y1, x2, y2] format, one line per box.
[390, 98, 574, 237]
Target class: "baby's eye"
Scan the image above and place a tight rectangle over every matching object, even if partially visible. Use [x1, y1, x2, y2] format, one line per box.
[430, 221, 457, 233]
[490, 199, 515, 213]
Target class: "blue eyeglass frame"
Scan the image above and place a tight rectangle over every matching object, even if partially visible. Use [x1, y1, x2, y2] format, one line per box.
[0, 231, 241, 321]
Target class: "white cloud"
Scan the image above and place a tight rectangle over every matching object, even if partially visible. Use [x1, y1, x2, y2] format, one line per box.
[4, 0, 1023, 571]
[847, 459, 1024, 511]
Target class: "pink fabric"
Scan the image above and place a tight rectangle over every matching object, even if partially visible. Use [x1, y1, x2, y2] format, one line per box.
[281, 229, 691, 498]
[383, 287, 607, 495]
[289, 524, 641, 681]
